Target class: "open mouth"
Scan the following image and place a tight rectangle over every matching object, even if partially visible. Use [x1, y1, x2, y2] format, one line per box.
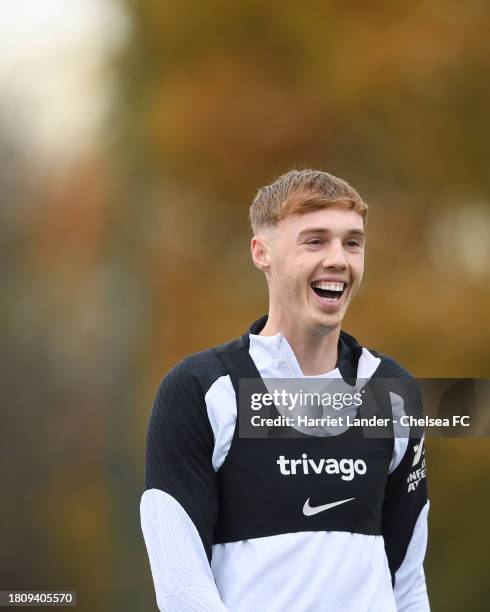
[310, 281, 346, 302]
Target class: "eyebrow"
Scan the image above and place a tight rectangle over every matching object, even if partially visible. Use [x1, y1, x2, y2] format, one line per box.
[297, 227, 366, 239]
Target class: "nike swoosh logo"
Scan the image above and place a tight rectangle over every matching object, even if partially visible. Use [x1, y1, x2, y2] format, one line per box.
[303, 497, 355, 516]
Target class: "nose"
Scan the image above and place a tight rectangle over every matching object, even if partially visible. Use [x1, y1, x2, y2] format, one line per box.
[321, 239, 347, 271]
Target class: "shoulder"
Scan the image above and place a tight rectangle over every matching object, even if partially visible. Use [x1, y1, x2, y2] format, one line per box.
[156, 346, 229, 402]
[341, 329, 416, 382]
[368, 348, 422, 409]
[149, 347, 229, 443]
[368, 349, 414, 380]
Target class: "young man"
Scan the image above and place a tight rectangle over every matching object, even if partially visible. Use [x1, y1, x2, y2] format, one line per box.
[141, 170, 430, 611]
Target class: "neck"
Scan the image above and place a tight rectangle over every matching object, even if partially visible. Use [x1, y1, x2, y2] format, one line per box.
[259, 314, 341, 376]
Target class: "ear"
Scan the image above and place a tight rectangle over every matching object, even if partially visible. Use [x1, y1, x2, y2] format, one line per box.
[251, 235, 271, 272]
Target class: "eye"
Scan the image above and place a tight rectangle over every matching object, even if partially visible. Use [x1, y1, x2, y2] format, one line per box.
[345, 239, 362, 248]
[305, 238, 323, 246]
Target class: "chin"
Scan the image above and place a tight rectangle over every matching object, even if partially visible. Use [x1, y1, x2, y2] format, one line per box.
[309, 312, 343, 332]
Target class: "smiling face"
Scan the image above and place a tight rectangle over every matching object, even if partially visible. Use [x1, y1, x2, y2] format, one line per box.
[252, 206, 365, 335]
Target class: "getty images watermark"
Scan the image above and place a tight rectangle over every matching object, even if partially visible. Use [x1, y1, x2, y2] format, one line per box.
[238, 378, 490, 438]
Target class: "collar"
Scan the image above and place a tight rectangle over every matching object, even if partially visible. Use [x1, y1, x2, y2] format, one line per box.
[247, 314, 366, 382]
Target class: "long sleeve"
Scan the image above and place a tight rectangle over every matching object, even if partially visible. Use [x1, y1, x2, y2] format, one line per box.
[141, 356, 228, 611]
[382, 430, 430, 611]
[374, 359, 430, 612]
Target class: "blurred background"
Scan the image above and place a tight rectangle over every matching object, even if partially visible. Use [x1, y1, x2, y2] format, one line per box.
[0, 0, 489, 610]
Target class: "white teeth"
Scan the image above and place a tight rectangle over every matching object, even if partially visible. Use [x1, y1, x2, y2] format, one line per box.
[311, 281, 345, 292]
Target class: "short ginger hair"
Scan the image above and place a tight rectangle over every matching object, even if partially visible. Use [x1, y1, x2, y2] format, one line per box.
[249, 169, 368, 234]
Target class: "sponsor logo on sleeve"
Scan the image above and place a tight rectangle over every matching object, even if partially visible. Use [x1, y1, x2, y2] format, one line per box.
[407, 435, 426, 492]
